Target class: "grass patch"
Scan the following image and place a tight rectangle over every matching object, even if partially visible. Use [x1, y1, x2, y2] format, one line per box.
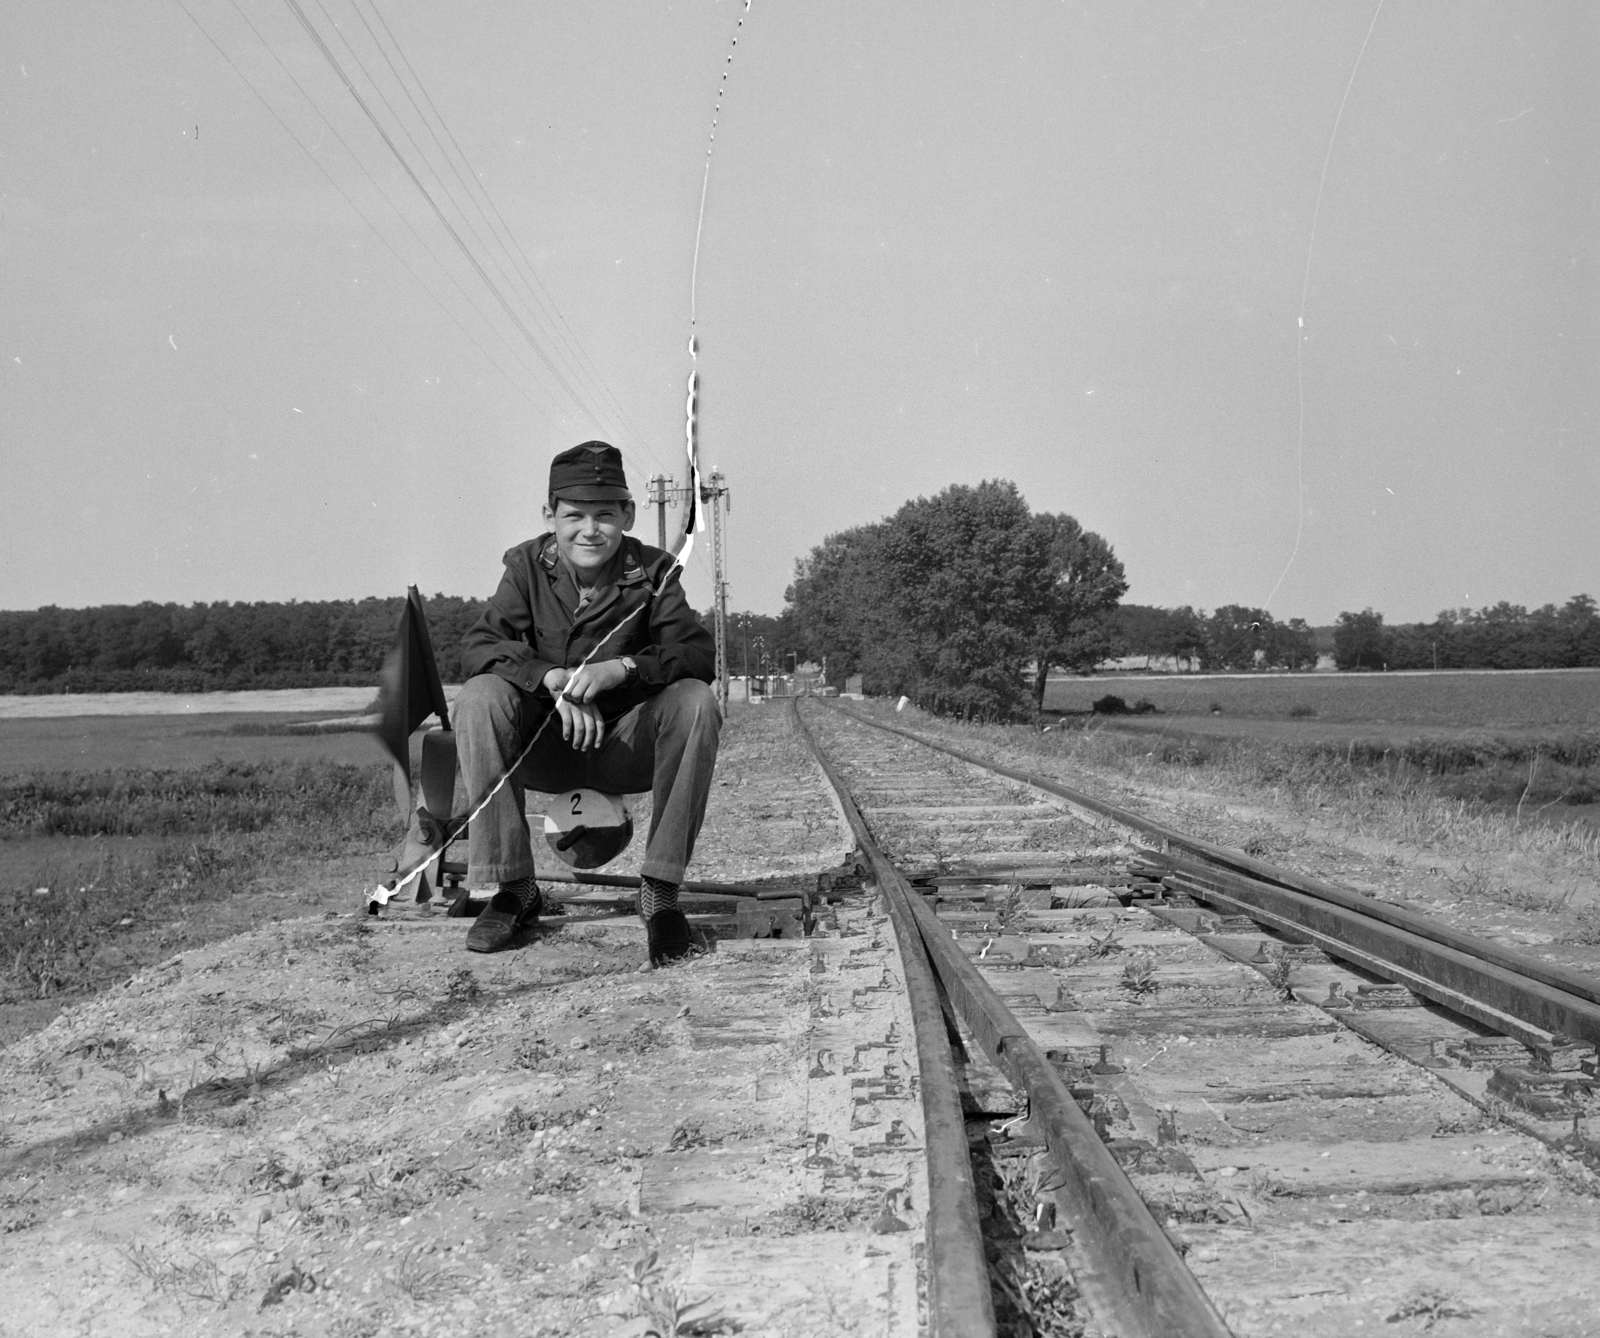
[3, 840, 257, 1000]
[215, 717, 377, 737]
[1566, 904, 1600, 945]
[1045, 667, 1600, 729]
[1026, 718, 1600, 851]
[1, 761, 399, 1005]
[0, 760, 394, 847]
[857, 700, 1600, 902]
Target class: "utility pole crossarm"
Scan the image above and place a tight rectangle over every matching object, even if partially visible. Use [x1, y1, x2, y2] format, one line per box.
[700, 467, 732, 710]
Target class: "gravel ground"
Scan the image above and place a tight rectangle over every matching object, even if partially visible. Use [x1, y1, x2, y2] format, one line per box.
[0, 701, 868, 1337]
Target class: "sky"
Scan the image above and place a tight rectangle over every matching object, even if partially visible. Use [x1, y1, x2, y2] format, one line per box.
[3, 1, 1595, 625]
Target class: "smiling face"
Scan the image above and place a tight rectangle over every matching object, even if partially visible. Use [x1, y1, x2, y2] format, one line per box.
[543, 495, 635, 580]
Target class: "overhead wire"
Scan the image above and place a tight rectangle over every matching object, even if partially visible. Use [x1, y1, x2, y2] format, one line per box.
[336, 1, 560, 357]
[183, 0, 688, 489]
[281, 0, 653, 457]
[313, 0, 512, 288]
[171, 0, 563, 420]
[310, 0, 648, 460]
[215, 0, 577, 414]
[354, 0, 663, 464]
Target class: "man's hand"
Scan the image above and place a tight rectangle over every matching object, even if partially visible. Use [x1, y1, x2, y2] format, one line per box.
[558, 659, 629, 704]
[541, 662, 628, 751]
[552, 694, 607, 751]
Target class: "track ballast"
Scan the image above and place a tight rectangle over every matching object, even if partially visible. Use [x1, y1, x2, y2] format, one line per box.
[796, 698, 1600, 1338]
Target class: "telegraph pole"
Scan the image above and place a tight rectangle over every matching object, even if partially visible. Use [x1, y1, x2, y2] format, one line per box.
[646, 474, 676, 551]
[700, 466, 731, 709]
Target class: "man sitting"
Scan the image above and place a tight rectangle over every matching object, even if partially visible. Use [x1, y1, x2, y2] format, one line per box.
[454, 441, 720, 964]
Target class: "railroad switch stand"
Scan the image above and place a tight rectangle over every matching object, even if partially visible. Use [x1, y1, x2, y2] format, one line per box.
[371, 587, 468, 914]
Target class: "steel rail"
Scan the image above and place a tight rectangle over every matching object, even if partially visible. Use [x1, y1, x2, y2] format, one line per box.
[534, 869, 809, 901]
[792, 701, 1231, 1338]
[1157, 859, 1590, 1048]
[788, 702, 995, 1335]
[832, 706, 1600, 1048]
[429, 861, 807, 901]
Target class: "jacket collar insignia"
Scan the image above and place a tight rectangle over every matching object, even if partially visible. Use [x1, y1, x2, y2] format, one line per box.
[536, 536, 646, 587]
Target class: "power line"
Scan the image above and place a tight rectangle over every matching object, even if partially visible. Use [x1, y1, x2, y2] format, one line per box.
[354, 0, 652, 446]
[171, 0, 562, 419]
[354, 0, 665, 465]
[184, 0, 686, 491]
[282, 0, 655, 459]
[311, 0, 603, 431]
[216, 0, 575, 411]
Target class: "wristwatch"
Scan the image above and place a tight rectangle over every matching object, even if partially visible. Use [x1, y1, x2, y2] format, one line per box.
[619, 655, 639, 685]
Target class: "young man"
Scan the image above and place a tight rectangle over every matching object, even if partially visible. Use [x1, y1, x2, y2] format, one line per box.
[454, 441, 720, 964]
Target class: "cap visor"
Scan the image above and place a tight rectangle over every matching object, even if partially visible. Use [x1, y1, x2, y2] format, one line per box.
[551, 485, 633, 502]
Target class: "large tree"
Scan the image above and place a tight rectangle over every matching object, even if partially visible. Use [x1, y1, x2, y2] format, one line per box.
[786, 481, 1125, 721]
[1333, 608, 1388, 671]
[785, 521, 889, 686]
[1026, 514, 1126, 715]
[874, 481, 1053, 718]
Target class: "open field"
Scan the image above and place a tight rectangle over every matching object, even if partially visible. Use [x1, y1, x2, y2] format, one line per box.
[0, 712, 394, 774]
[0, 704, 857, 1337]
[0, 707, 421, 1043]
[0, 686, 394, 719]
[7, 679, 1594, 1033]
[0, 702, 844, 1046]
[2, 695, 1599, 1333]
[1043, 669, 1600, 836]
[0, 756, 400, 1042]
[1046, 667, 1600, 734]
[854, 696, 1600, 962]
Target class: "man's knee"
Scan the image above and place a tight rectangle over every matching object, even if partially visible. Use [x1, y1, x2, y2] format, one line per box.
[455, 674, 522, 737]
[656, 679, 721, 739]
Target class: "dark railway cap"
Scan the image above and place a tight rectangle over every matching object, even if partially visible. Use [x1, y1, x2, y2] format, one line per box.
[549, 440, 632, 503]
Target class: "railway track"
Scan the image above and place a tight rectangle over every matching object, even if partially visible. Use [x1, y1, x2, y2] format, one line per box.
[6, 699, 1597, 1336]
[793, 699, 1600, 1337]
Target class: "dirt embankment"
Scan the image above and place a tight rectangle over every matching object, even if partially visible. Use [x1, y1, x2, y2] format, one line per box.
[0, 703, 856, 1337]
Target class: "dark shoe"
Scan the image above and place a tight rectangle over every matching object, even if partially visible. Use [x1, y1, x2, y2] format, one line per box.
[465, 887, 541, 954]
[646, 908, 694, 966]
[446, 890, 487, 918]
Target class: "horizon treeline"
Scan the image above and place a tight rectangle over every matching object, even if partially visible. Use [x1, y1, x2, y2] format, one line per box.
[2, 589, 1597, 697]
[1330, 598, 1600, 672]
[1112, 605, 1319, 672]
[1113, 597, 1600, 672]
[0, 597, 488, 695]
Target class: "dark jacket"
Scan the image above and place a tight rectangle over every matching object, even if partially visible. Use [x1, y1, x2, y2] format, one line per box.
[460, 534, 714, 714]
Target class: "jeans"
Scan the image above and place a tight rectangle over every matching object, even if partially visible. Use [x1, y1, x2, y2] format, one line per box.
[453, 673, 721, 886]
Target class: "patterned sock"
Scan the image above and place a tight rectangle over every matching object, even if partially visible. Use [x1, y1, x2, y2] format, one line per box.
[638, 876, 680, 919]
[499, 875, 542, 913]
